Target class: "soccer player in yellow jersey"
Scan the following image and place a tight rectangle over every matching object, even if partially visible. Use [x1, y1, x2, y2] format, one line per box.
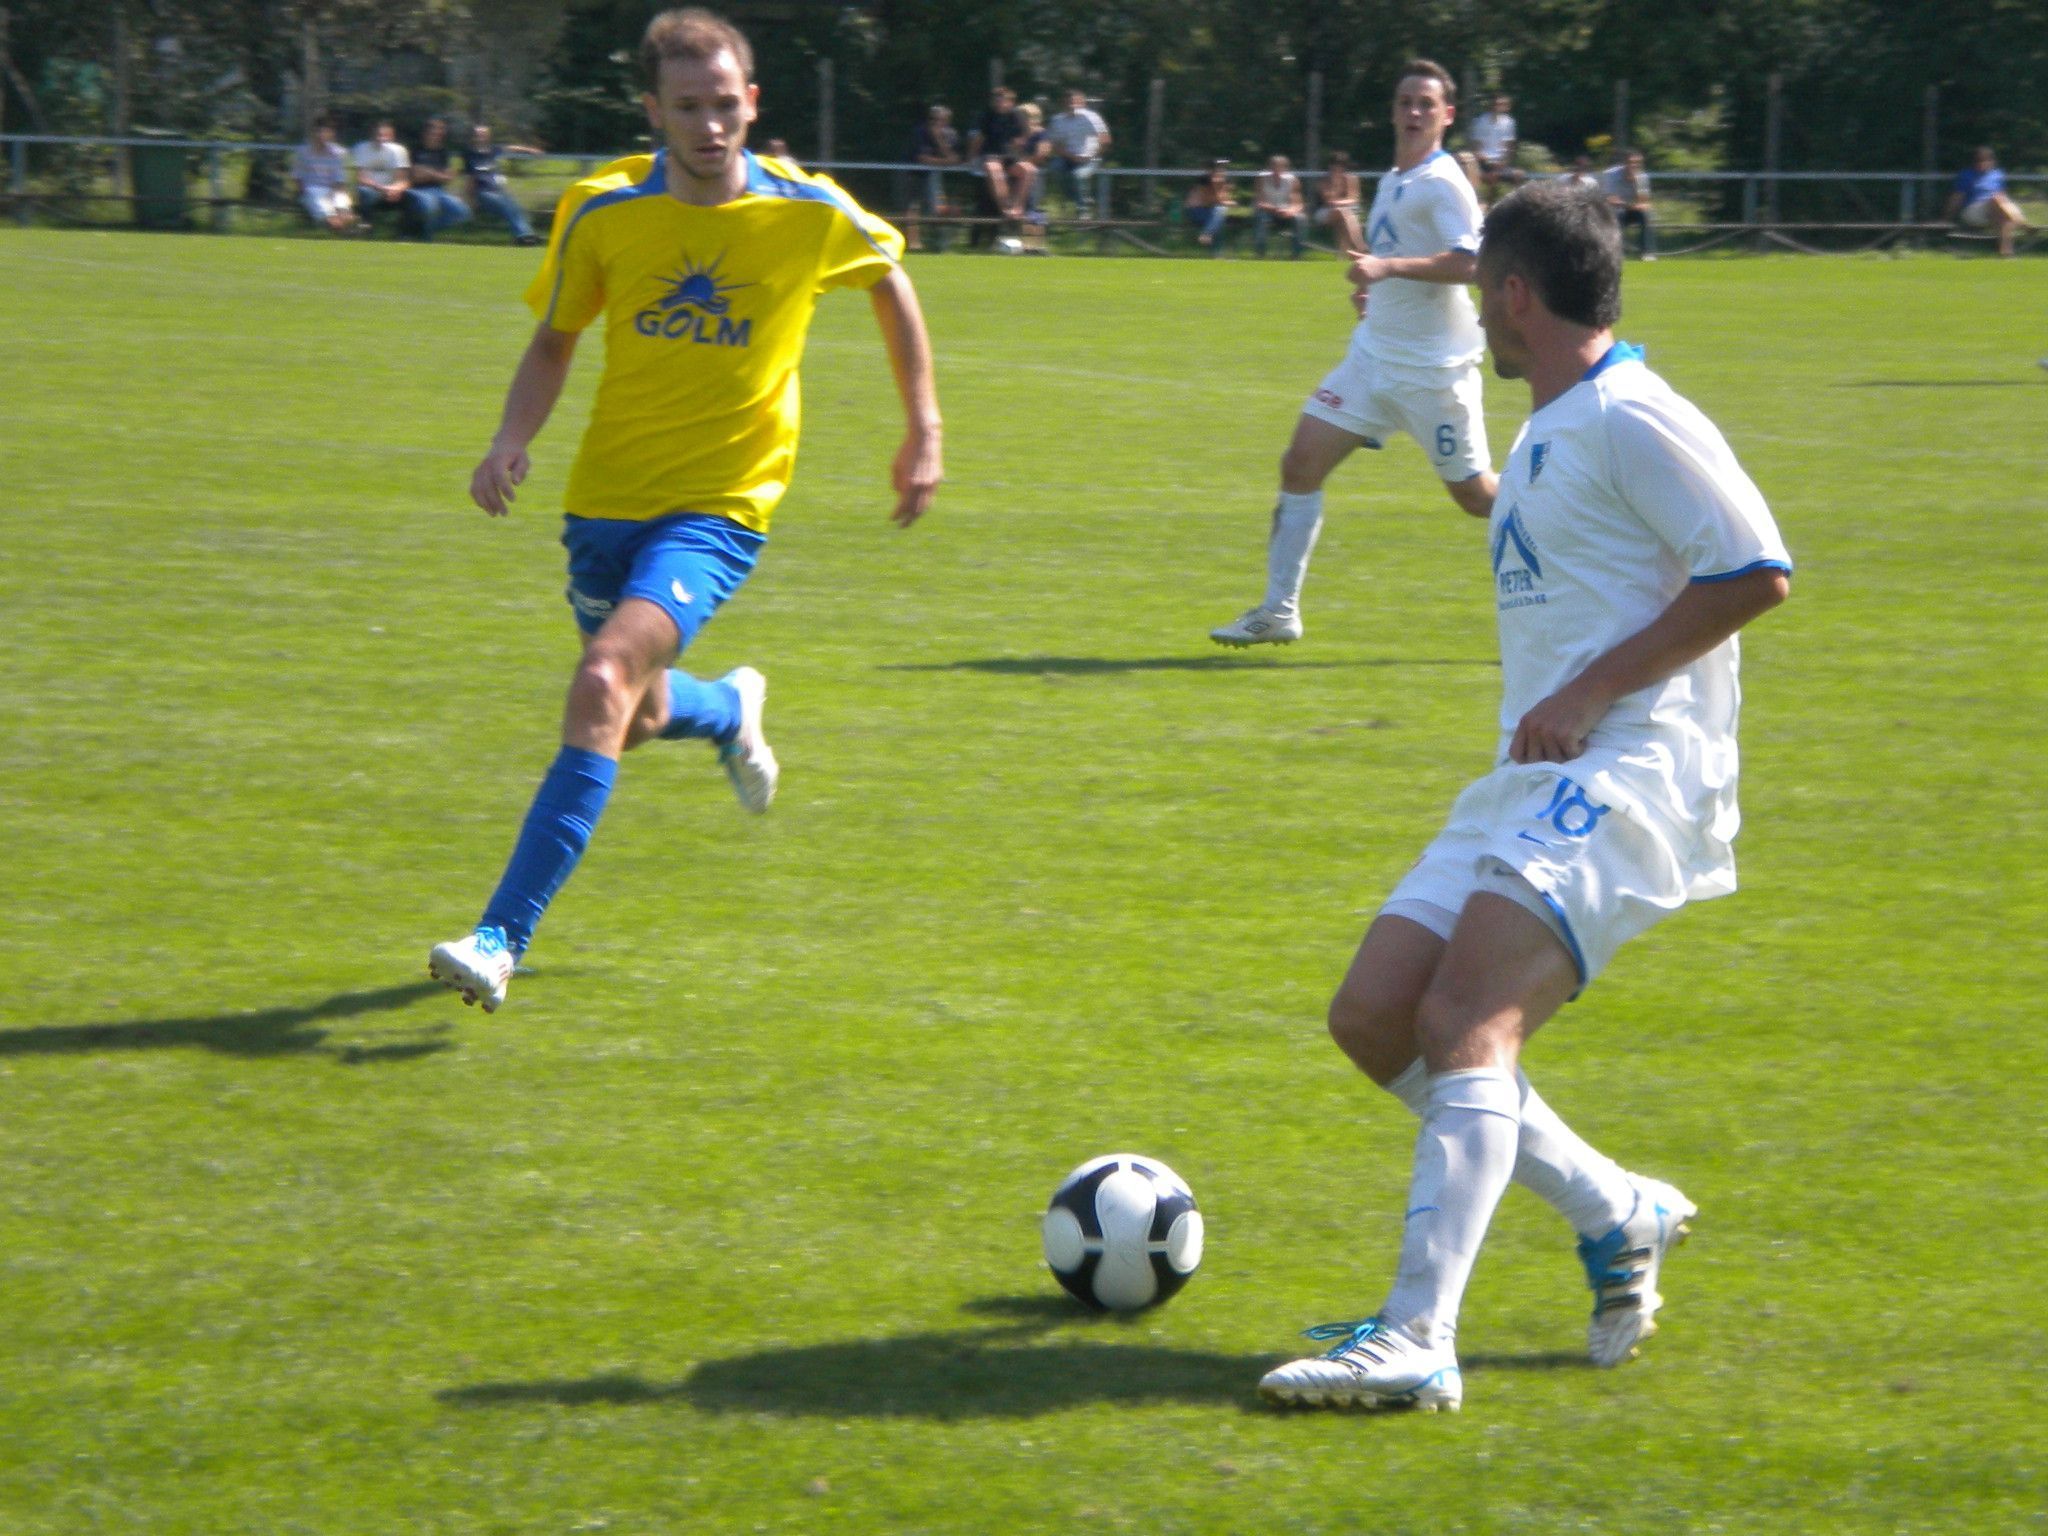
[429, 8, 942, 1011]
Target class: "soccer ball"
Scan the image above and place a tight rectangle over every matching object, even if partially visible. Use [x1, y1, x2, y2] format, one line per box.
[1041, 1153, 1204, 1311]
[994, 235, 1026, 255]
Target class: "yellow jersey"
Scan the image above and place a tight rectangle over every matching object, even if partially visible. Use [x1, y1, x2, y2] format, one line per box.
[525, 149, 904, 532]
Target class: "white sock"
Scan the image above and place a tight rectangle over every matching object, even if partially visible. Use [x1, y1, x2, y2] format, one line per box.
[1512, 1070, 1637, 1238]
[1380, 1062, 1636, 1239]
[1380, 1067, 1520, 1350]
[1261, 490, 1323, 616]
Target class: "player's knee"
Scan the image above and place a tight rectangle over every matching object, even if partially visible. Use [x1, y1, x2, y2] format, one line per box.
[568, 649, 640, 725]
[1413, 982, 1507, 1071]
[1327, 979, 1416, 1083]
[1279, 443, 1319, 489]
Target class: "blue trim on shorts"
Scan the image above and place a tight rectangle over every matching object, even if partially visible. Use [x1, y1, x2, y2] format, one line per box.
[1533, 885, 1590, 990]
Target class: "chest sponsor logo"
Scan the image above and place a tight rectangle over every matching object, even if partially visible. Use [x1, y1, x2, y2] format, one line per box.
[633, 252, 755, 345]
[1369, 211, 1398, 254]
[1491, 502, 1546, 609]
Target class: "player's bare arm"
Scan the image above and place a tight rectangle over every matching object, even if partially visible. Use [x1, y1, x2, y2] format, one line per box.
[1510, 566, 1790, 764]
[1350, 248, 1478, 289]
[470, 323, 579, 516]
[868, 265, 943, 527]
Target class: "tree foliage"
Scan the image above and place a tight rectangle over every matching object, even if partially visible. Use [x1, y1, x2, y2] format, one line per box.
[5, 0, 2043, 172]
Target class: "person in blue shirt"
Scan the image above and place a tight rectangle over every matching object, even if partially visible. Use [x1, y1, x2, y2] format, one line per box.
[1944, 145, 2030, 258]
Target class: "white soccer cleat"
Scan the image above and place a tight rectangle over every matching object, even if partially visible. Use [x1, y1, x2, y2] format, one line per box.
[427, 926, 515, 1013]
[1578, 1176, 1698, 1367]
[716, 666, 777, 814]
[1209, 606, 1303, 648]
[1258, 1317, 1462, 1412]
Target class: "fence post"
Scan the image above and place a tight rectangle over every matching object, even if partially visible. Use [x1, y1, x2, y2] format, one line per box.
[1305, 70, 1322, 174]
[207, 143, 227, 232]
[1763, 72, 1782, 225]
[11, 136, 26, 227]
[1144, 77, 1163, 213]
[1920, 84, 1939, 225]
[1741, 174, 1757, 226]
[0, 6, 10, 139]
[1613, 78, 1629, 150]
[111, 6, 131, 197]
[817, 58, 834, 163]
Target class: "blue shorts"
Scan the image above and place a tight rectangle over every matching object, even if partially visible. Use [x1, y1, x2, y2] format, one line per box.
[560, 512, 765, 646]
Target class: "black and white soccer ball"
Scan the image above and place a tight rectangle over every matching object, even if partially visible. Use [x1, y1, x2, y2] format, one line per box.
[1041, 1153, 1204, 1312]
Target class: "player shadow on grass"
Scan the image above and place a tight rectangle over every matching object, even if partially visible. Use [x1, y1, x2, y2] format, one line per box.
[0, 981, 455, 1064]
[439, 1294, 1290, 1419]
[878, 656, 1496, 676]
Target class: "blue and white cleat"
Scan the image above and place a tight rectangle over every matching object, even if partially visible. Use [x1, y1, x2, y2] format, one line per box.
[1579, 1176, 1697, 1366]
[1210, 605, 1303, 648]
[1258, 1317, 1462, 1412]
[716, 666, 777, 814]
[428, 926, 516, 1013]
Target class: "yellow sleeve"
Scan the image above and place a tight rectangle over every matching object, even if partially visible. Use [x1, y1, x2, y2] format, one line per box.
[523, 182, 607, 331]
[811, 176, 905, 292]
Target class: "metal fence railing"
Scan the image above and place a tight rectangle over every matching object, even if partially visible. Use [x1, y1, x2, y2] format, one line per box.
[4, 134, 2041, 257]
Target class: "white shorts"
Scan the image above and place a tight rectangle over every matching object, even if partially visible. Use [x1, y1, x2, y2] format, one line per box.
[1301, 351, 1490, 483]
[1959, 199, 1994, 229]
[302, 187, 353, 222]
[1380, 761, 1694, 990]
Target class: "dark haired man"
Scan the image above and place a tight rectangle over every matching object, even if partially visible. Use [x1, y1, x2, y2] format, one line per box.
[1211, 60, 1496, 647]
[428, 7, 943, 1011]
[1259, 181, 1790, 1412]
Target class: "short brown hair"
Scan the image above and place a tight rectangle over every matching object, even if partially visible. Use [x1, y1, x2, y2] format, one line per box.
[1479, 180, 1622, 328]
[640, 8, 754, 92]
[1396, 59, 1457, 106]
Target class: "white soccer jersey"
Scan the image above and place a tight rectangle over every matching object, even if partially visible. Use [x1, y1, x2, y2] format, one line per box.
[1352, 149, 1485, 372]
[1488, 343, 1791, 894]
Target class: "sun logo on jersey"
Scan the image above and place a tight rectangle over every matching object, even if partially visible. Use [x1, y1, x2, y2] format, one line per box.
[633, 252, 755, 345]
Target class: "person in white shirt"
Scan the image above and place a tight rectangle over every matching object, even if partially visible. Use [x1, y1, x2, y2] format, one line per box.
[1253, 154, 1306, 258]
[1471, 93, 1519, 189]
[293, 118, 356, 232]
[351, 119, 411, 224]
[1212, 60, 1496, 647]
[1045, 89, 1111, 218]
[1256, 179, 1791, 1413]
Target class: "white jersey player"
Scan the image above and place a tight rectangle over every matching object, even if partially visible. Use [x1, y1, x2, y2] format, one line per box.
[1256, 181, 1791, 1412]
[1212, 60, 1496, 648]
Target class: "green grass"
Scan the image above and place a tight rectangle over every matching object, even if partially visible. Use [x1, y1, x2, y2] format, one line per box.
[2, 232, 2045, 1534]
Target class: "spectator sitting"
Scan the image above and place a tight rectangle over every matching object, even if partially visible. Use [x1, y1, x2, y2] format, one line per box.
[1945, 144, 2031, 258]
[1253, 154, 1306, 258]
[1470, 93, 1521, 189]
[1562, 153, 1603, 193]
[1046, 89, 1111, 218]
[1183, 160, 1235, 256]
[763, 137, 794, 162]
[351, 119, 410, 227]
[404, 118, 471, 240]
[1603, 149, 1656, 260]
[1314, 150, 1362, 251]
[294, 117, 357, 233]
[911, 104, 961, 250]
[966, 85, 1026, 244]
[463, 124, 542, 246]
[1010, 102, 1049, 222]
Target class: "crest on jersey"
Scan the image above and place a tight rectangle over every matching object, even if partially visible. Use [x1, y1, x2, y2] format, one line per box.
[1492, 502, 1547, 610]
[1530, 442, 1550, 482]
[633, 251, 755, 345]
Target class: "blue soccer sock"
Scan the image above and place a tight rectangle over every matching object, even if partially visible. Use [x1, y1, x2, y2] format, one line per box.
[479, 745, 619, 955]
[658, 669, 741, 744]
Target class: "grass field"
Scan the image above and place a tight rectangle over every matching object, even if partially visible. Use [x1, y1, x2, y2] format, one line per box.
[2, 231, 2045, 1534]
